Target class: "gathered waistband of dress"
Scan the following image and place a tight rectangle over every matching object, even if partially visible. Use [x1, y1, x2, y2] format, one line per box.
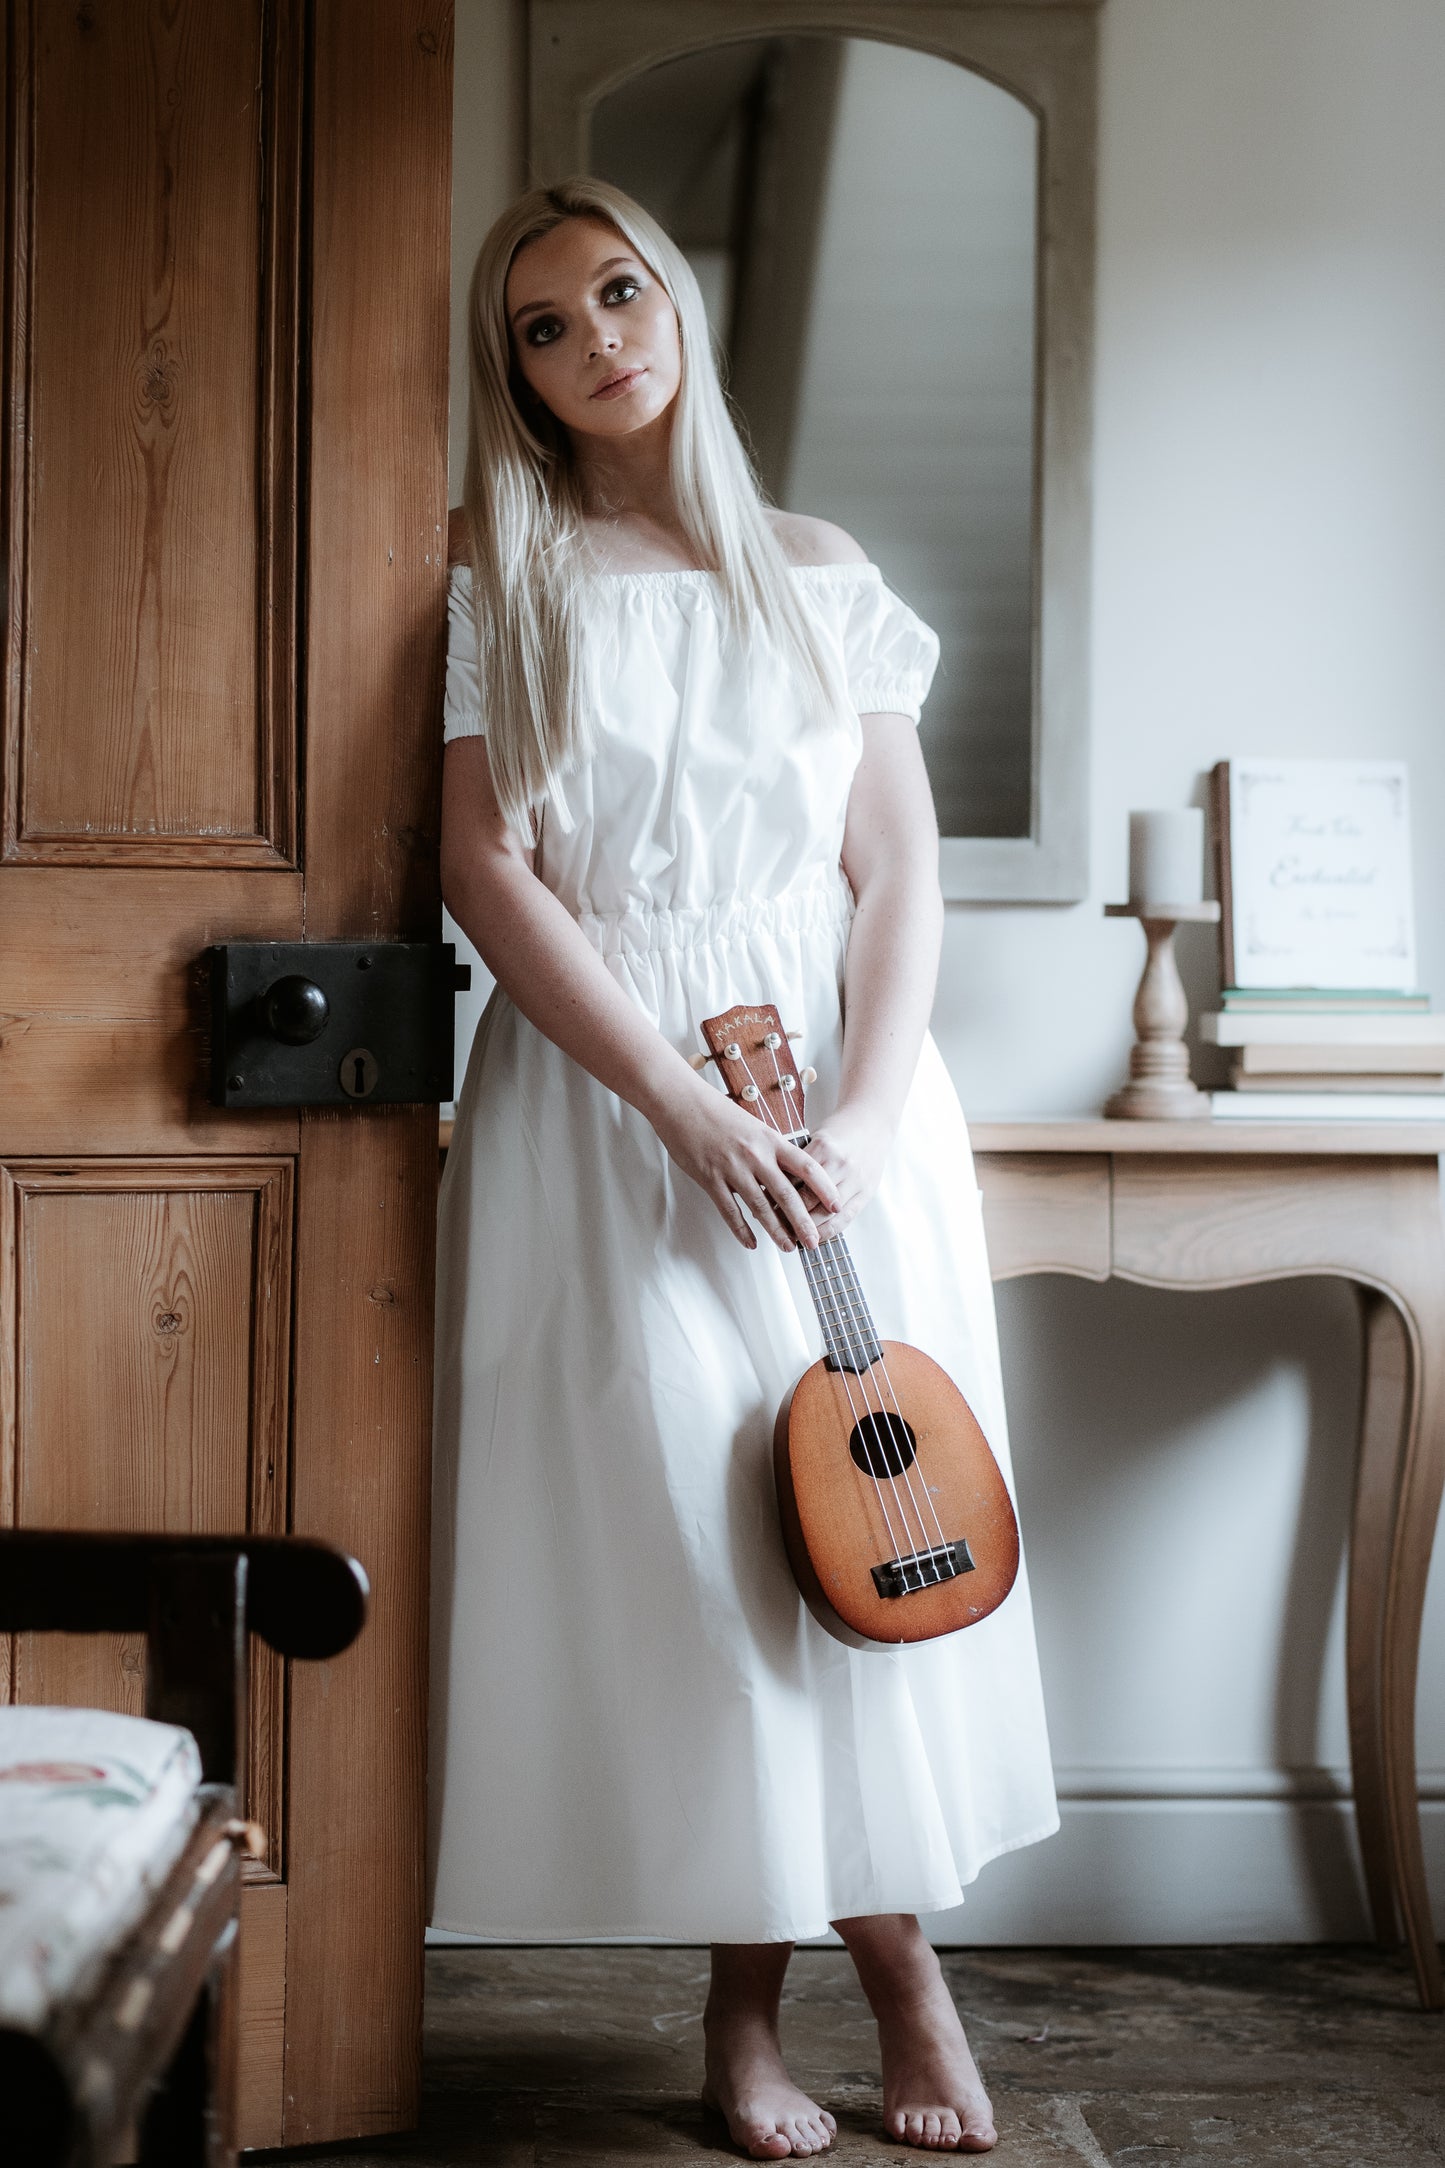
[574, 865, 854, 961]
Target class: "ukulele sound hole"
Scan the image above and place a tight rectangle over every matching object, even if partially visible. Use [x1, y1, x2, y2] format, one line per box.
[848, 1412, 917, 1480]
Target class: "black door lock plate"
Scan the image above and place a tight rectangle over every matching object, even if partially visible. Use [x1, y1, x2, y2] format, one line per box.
[206, 942, 470, 1108]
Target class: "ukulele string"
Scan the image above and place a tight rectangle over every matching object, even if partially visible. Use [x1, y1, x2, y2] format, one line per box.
[735, 1046, 912, 1571]
[758, 1036, 948, 1569]
[811, 1232, 949, 1565]
[758, 1038, 941, 1568]
[797, 1248, 909, 1586]
[751, 1040, 934, 1574]
[824, 1238, 952, 1562]
[794, 1245, 912, 1566]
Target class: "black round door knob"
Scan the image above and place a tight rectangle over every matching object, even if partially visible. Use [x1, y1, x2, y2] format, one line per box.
[262, 974, 330, 1045]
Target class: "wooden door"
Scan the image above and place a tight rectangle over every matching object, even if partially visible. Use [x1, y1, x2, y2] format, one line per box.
[0, 1, 451, 2146]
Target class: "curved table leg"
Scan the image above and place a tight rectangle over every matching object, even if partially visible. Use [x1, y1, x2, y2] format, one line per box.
[1348, 1167, 1445, 2011]
[1381, 1279, 1445, 2011]
[1348, 1290, 1408, 1945]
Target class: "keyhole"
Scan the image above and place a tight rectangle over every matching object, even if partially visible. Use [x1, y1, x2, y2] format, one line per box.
[340, 1047, 379, 1100]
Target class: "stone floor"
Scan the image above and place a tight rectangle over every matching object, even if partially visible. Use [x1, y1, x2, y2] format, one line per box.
[273, 1944, 1444, 2166]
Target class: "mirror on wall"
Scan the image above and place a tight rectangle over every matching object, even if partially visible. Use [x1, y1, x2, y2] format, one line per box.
[590, 37, 1040, 844]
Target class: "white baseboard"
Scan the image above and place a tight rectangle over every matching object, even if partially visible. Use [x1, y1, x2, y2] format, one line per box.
[425, 1781, 1445, 1950]
[923, 1794, 1445, 1946]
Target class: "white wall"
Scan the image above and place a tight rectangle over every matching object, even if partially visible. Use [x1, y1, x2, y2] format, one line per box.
[445, 0, 1445, 1942]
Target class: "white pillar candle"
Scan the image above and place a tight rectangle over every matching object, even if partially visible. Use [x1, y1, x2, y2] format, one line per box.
[1127, 808, 1204, 908]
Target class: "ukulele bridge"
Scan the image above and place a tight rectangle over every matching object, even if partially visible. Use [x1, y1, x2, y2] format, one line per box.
[871, 1540, 976, 1600]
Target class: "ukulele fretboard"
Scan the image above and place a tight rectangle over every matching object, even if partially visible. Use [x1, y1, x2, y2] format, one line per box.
[798, 1233, 882, 1373]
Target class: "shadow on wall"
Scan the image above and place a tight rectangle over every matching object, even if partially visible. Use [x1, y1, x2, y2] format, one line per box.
[996, 1271, 1364, 1920]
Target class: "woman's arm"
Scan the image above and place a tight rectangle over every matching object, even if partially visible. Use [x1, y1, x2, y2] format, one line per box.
[441, 736, 838, 1252]
[807, 713, 944, 1237]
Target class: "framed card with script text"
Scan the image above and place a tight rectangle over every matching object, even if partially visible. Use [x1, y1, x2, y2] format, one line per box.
[1211, 758, 1417, 991]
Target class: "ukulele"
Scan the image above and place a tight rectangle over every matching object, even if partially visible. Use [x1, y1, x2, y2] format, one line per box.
[700, 1000, 1020, 1649]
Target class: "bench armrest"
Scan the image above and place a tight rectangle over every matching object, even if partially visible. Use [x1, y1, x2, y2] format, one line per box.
[0, 1532, 367, 1658]
[0, 1534, 370, 1783]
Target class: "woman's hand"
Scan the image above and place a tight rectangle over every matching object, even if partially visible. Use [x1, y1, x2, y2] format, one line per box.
[802, 1101, 895, 1241]
[649, 1077, 841, 1253]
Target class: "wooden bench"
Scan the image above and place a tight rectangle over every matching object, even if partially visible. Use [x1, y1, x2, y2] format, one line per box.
[0, 1532, 368, 2166]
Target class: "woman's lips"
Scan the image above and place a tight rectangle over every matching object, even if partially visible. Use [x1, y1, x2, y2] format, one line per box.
[590, 366, 644, 400]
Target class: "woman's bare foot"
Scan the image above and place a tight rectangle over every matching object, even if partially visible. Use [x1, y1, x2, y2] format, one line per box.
[834, 1913, 997, 2153]
[703, 1943, 837, 2159]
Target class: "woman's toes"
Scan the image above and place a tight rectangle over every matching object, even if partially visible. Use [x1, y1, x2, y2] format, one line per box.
[744, 2124, 790, 2161]
[820, 2111, 838, 2137]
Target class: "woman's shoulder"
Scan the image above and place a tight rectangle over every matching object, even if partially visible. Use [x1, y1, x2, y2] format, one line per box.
[764, 509, 870, 570]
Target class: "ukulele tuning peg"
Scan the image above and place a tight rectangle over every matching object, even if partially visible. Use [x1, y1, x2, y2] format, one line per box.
[688, 1051, 712, 1071]
[742, 1083, 760, 1101]
[725, 1041, 742, 1059]
[801, 1066, 817, 1086]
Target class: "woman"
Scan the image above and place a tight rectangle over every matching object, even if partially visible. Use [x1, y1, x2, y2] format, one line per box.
[429, 177, 1057, 2159]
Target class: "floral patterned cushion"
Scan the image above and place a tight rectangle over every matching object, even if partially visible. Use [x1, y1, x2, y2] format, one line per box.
[0, 1705, 203, 2033]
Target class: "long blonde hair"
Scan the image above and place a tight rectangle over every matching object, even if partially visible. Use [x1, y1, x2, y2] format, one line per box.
[461, 176, 848, 836]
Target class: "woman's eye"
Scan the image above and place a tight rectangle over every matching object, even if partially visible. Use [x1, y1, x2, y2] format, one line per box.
[604, 277, 640, 305]
[525, 316, 562, 347]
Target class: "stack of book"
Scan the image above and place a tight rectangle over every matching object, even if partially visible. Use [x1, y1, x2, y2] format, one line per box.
[1206, 757, 1443, 1119]
[1204, 989, 1445, 1119]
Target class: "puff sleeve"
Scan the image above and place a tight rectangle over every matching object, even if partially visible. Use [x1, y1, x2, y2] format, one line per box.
[842, 568, 941, 724]
[443, 565, 485, 742]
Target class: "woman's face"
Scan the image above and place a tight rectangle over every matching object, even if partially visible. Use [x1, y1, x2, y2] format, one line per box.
[505, 216, 682, 441]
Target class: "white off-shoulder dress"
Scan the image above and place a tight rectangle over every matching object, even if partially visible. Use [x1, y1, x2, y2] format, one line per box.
[428, 560, 1057, 1943]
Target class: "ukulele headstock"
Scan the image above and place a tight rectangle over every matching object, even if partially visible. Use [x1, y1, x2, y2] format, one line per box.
[700, 1003, 811, 1140]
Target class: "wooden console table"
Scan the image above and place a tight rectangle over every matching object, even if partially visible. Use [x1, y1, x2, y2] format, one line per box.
[970, 1117, 1445, 2010]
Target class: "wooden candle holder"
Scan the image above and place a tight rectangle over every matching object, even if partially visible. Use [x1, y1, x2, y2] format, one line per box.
[1104, 901, 1221, 1120]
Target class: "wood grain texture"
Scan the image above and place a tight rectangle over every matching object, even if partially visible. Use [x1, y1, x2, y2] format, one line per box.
[303, 0, 450, 942]
[281, 0, 450, 2135]
[285, 1108, 437, 2142]
[976, 1150, 1110, 1281]
[777, 1341, 1019, 1645]
[237, 1881, 288, 2150]
[0, 1166, 13, 1702]
[971, 1116, 1445, 1155]
[1109, 1155, 1437, 1294]
[1, 0, 447, 2138]
[2, 0, 303, 863]
[3, 1160, 292, 1882]
[0, 867, 300, 1153]
[1349, 1290, 1408, 1945]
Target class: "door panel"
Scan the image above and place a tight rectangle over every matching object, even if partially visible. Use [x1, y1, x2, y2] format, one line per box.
[4, 1159, 292, 1880]
[4, 0, 302, 864]
[0, 0, 450, 2145]
[0, 868, 301, 1151]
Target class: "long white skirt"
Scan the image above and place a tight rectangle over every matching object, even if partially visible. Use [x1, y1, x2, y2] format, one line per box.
[427, 878, 1057, 1942]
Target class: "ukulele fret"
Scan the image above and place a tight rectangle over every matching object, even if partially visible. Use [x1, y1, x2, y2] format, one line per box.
[810, 1236, 882, 1370]
[870, 1540, 976, 1600]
